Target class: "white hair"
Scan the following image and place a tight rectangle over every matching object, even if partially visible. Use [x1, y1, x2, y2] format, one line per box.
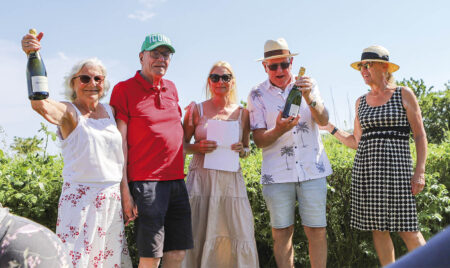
[63, 58, 110, 101]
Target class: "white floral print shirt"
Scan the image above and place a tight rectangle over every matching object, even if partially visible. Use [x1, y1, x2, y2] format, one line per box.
[247, 77, 332, 184]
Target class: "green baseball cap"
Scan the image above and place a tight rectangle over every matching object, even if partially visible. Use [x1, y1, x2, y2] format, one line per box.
[141, 33, 175, 53]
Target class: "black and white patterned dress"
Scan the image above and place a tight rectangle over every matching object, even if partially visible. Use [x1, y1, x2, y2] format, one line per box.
[351, 87, 418, 232]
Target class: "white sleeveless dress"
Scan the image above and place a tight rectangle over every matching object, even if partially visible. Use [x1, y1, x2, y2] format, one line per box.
[182, 103, 259, 268]
[56, 103, 131, 268]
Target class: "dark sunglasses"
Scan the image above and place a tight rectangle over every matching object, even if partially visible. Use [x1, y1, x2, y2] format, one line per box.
[209, 74, 232, 83]
[267, 61, 291, 71]
[73, 75, 105, 84]
[357, 62, 374, 70]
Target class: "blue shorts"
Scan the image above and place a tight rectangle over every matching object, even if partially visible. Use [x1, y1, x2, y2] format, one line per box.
[262, 178, 327, 228]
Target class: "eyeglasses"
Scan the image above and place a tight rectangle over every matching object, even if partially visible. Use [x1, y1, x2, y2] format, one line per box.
[148, 50, 172, 60]
[267, 61, 291, 71]
[209, 74, 233, 83]
[357, 62, 374, 70]
[72, 75, 105, 84]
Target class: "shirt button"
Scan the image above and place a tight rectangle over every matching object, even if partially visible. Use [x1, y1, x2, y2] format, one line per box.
[295, 146, 297, 149]
[296, 161, 298, 164]
[293, 132, 296, 134]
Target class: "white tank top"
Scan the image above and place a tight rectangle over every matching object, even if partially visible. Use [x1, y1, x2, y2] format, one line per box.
[59, 103, 124, 184]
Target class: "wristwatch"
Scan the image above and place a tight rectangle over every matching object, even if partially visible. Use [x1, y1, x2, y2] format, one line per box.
[331, 127, 338, 135]
[308, 100, 317, 108]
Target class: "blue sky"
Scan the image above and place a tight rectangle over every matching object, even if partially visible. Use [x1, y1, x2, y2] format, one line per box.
[1, 0, 449, 154]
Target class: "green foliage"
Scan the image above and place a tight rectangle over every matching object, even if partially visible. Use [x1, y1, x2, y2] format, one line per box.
[0, 125, 63, 230]
[10, 136, 44, 155]
[423, 137, 450, 189]
[397, 78, 450, 144]
[240, 150, 276, 267]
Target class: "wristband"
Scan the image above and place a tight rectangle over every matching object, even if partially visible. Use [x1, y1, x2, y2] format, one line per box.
[331, 127, 338, 135]
[240, 147, 251, 158]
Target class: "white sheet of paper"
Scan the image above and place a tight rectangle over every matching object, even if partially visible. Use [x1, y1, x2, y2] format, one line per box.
[204, 119, 240, 172]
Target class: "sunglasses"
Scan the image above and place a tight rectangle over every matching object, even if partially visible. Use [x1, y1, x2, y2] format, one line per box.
[209, 74, 232, 83]
[357, 62, 374, 70]
[148, 50, 172, 60]
[73, 75, 105, 84]
[267, 61, 291, 71]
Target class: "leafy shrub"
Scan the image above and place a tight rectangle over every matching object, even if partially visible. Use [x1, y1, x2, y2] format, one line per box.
[397, 78, 449, 144]
[0, 150, 63, 231]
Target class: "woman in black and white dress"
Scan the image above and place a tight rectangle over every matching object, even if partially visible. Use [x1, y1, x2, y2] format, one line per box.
[323, 45, 427, 266]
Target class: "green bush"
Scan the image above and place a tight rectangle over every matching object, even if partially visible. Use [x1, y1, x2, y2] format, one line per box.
[0, 150, 63, 230]
[1, 129, 448, 267]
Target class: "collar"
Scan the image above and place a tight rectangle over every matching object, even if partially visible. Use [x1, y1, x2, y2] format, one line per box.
[135, 71, 168, 93]
[264, 74, 294, 97]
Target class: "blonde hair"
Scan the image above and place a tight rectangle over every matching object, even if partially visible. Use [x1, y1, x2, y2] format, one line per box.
[386, 72, 396, 85]
[63, 58, 110, 101]
[205, 61, 237, 104]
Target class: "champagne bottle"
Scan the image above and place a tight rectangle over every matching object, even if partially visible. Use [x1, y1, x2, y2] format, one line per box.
[282, 67, 305, 118]
[26, 28, 49, 100]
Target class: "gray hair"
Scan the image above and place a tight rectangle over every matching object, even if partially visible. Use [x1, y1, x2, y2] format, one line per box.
[63, 58, 110, 101]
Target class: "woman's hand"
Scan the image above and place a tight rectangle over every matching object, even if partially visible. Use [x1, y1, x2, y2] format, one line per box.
[231, 141, 244, 153]
[411, 172, 425, 195]
[122, 194, 138, 226]
[21, 32, 44, 54]
[120, 183, 138, 226]
[195, 139, 217, 154]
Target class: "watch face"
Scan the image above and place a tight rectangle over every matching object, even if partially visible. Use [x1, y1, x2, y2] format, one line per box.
[310, 100, 317, 107]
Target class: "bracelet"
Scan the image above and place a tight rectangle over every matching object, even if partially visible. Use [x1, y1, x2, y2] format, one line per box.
[239, 147, 251, 158]
[330, 127, 338, 135]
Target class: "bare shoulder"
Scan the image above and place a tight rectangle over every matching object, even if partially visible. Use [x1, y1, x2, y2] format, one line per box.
[199, 99, 209, 110]
[183, 101, 200, 126]
[355, 96, 363, 107]
[60, 101, 77, 121]
[60, 101, 75, 112]
[400, 86, 417, 99]
[400, 86, 419, 109]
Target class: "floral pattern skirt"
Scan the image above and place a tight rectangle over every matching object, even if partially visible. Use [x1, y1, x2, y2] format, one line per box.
[56, 182, 132, 268]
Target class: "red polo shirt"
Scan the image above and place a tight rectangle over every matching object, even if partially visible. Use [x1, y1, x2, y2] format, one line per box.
[110, 71, 184, 182]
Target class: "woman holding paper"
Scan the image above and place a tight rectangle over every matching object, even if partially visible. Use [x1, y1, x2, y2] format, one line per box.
[182, 61, 259, 267]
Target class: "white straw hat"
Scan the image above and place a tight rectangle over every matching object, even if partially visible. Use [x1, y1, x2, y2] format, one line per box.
[350, 45, 400, 73]
[257, 38, 298, 61]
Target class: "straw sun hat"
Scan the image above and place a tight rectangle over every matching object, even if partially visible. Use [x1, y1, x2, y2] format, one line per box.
[257, 38, 298, 61]
[350, 45, 400, 73]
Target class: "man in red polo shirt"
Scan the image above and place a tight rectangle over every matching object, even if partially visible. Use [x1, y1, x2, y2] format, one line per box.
[110, 33, 193, 268]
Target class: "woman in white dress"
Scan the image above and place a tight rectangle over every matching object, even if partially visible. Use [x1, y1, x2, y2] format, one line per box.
[182, 61, 259, 268]
[22, 32, 131, 268]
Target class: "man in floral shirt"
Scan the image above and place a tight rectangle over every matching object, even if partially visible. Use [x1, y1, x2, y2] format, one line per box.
[247, 38, 332, 268]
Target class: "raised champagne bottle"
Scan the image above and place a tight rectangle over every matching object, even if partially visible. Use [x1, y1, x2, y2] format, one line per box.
[282, 67, 305, 118]
[26, 28, 49, 100]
